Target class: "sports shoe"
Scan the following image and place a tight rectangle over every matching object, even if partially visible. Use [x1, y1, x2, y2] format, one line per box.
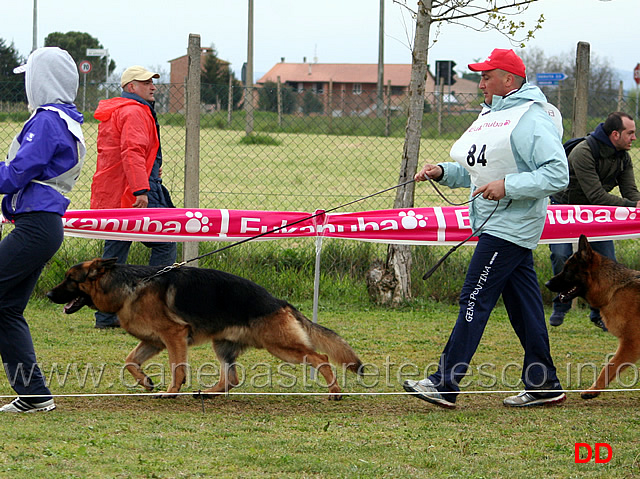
[549, 310, 565, 327]
[503, 391, 566, 407]
[403, 378, 456, 409]
[95, 320, 120, 329]
[0, 398, 56, 413]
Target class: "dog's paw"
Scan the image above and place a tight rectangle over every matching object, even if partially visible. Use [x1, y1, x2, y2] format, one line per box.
[581, 390, 600, 400]
[158, 392, 179, 399]
[328, 393, 343, 401]
[141, 377, 155, 391]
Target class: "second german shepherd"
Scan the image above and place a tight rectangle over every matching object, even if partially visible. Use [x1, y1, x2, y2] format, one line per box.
[546, 234, 640, 399]
[47, 258, 364, 399]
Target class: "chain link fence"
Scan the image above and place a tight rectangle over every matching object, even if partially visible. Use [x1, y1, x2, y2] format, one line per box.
[1, 80, 639, 300]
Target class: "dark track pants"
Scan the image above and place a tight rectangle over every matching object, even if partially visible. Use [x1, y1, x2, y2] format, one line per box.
[0, 212, 63, 402]
[428, 234, 562, 403]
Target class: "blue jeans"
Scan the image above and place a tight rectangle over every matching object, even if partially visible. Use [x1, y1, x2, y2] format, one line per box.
[549, 240, 615, 319]
[428, 234, 562, 403]
[0, 212, 63, 402]
[94, 239, 177, 327]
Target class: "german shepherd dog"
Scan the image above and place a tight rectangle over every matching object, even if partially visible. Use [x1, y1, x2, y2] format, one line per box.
[546, 234, 640, 399]
[47, 258, 363, 399]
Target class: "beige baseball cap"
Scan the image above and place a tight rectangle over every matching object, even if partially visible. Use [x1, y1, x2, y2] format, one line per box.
[121, 66, 160, 88]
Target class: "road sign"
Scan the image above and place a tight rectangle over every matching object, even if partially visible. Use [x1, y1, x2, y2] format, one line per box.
[536, 72, 568, 86]
[634, 63, 640, 85]
[86, 48, 107, 57]
[79, 60, 92, 74]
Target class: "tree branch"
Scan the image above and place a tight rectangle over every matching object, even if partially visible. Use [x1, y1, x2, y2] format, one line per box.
[432, 0, 538, 23]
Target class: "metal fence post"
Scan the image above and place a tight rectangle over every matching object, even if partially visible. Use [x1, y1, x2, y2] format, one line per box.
[183, 33, 201, 265]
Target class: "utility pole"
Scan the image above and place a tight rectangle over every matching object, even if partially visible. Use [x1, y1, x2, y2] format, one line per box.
[376, 0, 385, 118]
[245, 0, 255, 135]
[32, 0, 38, 52]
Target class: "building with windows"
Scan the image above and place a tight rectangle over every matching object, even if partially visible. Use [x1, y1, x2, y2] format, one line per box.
[257, 60, 480, 116]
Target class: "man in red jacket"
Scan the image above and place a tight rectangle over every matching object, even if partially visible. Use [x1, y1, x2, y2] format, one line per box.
[91, 66, 176, 329]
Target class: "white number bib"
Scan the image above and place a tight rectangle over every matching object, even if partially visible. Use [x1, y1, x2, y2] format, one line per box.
[450, 101, 562, 187]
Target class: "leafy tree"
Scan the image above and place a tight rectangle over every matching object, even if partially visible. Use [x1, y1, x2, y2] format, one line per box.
[44, 31, 116, 84]
[258, 81, 297, 114]
[200, 46, 242, 110]
[378, 0, 545, 304]
[302, 90, 324, 115]
[0, 38, 26, 103]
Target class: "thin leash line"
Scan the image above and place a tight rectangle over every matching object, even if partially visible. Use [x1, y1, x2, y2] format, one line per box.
[5, 388, 640, 399]
[144, 179, 417, 281]
[147, 177, 470, 282]
[422, 198, 502, 280]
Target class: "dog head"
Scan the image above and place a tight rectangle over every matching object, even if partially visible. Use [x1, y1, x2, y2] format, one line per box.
[46, 258, 118, 314]
[545, 235, 596, 303]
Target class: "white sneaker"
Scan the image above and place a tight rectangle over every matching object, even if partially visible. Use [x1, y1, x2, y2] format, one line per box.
[403, 378, 456, 409]
[0, 398, 56, 413]
[503, 391, 566, 407]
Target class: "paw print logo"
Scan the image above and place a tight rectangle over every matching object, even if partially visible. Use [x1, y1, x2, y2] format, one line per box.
[614, 207, 637, 221]
[185, 211, 210, 233]
[399, 210, 427, 230]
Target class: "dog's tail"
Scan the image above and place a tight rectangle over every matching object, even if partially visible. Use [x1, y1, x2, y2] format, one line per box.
[291, 307, 364, 376]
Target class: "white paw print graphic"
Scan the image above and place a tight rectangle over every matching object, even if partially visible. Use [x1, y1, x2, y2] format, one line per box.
[185, 211, 210, 233]
[614, 207, 637, 221]
[399, 210, 427, 229]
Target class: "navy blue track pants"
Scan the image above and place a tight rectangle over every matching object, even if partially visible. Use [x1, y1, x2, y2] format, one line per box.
[429, 234, 562, 403]
[0, 212, 62, 402]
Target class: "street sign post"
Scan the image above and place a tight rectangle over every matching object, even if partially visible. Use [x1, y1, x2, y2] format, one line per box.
[86, 48, 109, 86]
[536, 72, 568, 86]
[78, 60, 92, 74]
[78, 61, 92, 111]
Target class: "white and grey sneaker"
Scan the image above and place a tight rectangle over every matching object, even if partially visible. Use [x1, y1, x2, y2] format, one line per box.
[0, 398, 56, 413]
[503, 391, 566, 407]
[403, 378, 456, 409]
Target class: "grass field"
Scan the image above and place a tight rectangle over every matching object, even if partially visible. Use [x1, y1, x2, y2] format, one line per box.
[1, 116, 640, 477]
[0, 299, 637, 478]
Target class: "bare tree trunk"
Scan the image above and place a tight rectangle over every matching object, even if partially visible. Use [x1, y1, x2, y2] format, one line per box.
[367, 0, 432, 306]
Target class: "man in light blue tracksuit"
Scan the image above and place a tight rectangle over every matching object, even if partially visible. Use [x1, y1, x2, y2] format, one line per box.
[404, 49, 568, 408]
[0, 47, 85, 412]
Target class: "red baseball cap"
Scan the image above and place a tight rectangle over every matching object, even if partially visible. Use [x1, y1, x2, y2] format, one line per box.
[468, 49, 526, 78]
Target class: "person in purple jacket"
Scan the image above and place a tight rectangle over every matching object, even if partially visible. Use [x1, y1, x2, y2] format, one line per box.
[0, 47, 85, 413]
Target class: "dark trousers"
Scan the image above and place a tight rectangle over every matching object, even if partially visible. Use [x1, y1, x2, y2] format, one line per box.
[549, 240, 615, 319]
[94, 239, 177, 326]
[429, 234, 561, 403]
[0, 212, 63, 402]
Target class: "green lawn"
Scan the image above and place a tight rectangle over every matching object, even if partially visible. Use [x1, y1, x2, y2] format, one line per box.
[0, 299, 636, 478]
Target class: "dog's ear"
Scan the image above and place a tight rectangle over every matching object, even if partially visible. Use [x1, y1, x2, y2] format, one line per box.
[578, 234, 594, 258]
[86, 257, 118, 280]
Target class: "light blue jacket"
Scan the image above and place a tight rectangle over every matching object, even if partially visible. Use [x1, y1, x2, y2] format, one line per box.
[438, 83, 569, 249]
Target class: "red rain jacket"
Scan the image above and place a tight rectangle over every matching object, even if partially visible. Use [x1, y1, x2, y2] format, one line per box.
[90, 98, 159, 209]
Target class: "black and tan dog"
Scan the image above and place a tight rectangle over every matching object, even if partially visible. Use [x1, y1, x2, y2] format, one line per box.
[546, 234, 640, 399]
[47, 258, 363, 399]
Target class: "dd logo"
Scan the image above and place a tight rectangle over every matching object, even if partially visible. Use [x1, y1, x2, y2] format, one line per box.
[574, 443, 612, 463]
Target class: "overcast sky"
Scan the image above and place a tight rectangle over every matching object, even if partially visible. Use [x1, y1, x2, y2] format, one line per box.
[5, 0, 639, 88]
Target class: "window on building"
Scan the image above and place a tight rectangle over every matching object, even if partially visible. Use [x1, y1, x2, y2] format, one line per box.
[353, 83, 362, 95]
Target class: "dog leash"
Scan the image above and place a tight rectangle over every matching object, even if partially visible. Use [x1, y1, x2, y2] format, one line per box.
[422, 199, 502, 280]
[143, 179, 418, 281]
[144, 176, 503, 283]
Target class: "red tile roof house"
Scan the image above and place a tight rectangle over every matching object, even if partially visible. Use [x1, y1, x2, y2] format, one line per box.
[169, 47, 231, 113]
[256, 61, 480, 116]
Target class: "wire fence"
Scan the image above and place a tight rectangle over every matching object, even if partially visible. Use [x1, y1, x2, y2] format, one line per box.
[1, 80, 640, 297]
